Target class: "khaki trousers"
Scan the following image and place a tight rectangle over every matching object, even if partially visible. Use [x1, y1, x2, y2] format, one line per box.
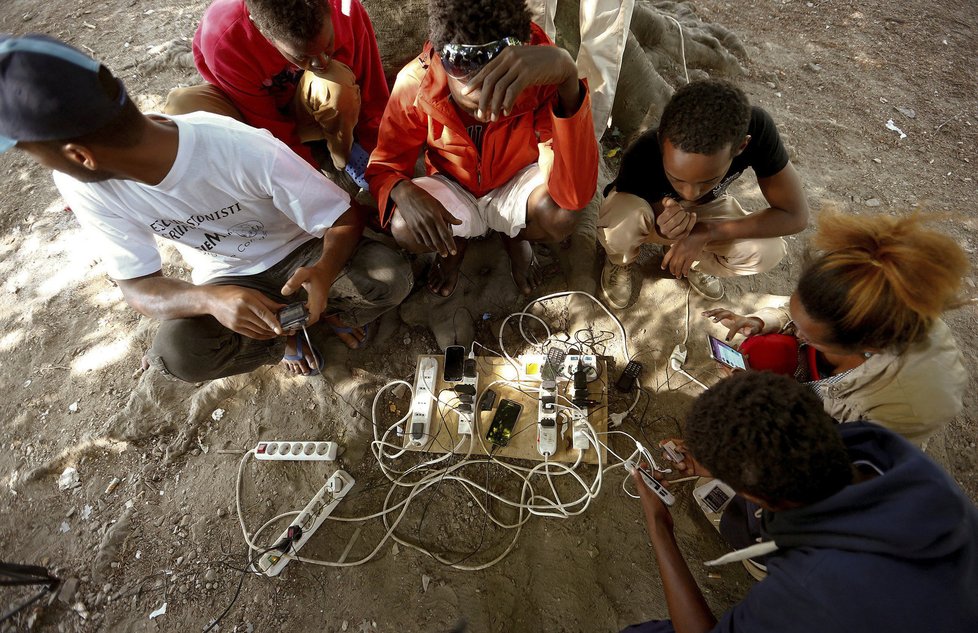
[597, 191, 787, 276]
[529, 0, 635, 138]
[164, 60, 361, 169]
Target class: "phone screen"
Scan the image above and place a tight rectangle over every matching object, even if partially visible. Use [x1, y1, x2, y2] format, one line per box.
[708, 335, 749, 370]
[443, 345, 465, 382]
[486, 399, 523, 447]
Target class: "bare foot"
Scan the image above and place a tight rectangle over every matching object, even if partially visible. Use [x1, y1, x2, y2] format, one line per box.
[280, 334, 319, 376]
[426, 247, 466, 298]
[323, 314, 366, 349]
[503, 237, 542, 295]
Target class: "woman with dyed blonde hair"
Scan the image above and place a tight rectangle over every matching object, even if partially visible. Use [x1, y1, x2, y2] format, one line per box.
[704, 210, 969, 445]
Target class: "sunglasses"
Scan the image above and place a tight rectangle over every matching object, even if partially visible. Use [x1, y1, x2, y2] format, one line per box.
[440, 37, 521, 80]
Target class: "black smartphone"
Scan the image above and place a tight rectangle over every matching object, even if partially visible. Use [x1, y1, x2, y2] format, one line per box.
[708, 335, 749, 371]
[443, 345, 465, 382]
[486, 399, 523, 447]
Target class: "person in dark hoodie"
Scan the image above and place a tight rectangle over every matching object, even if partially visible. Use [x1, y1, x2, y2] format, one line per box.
[623, 371, 978, 633]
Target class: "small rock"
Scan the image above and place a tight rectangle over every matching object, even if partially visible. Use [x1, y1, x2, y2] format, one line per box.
[391, 543, 400, 556]
[864, 198, 882, 207]
[422, 574, 431, 593]
[58, 578, 80, 604]
[59, 521, 71, 533]
[148, 602, 166, 620]
[176, 556, 185, 566]
[58, 467, 81, 491]
[68, 401, 79, 413]
[105, 477, 121, 495]
[403, 336, 411, 345]
[896, 106, 916, 119]
[211, 408, 226, 422]
[217, 507, 228, 518]
[204, 569, 217, 583]
[82, 505, 93, 520]
[342, 621, 349, 632]
[72, 602, 89, 620]
[804, 62, 822, 72]
[872, 158, 882, 164]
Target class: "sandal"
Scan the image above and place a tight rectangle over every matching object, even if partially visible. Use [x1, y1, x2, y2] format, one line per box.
[282, 334, 324, 376]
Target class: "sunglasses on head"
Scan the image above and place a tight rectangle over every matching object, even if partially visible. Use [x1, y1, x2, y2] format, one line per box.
[440, 37, 522, 80]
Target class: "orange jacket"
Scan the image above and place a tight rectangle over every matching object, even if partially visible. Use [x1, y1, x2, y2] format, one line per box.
[366, 25, 598, 227]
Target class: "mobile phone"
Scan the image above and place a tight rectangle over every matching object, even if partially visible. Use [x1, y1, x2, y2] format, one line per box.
[693, 479, 735, 514]
[486, 399, 523, 447]
[443, 345, 465, 382]
[278, 302, 309, 331]
[661, 440, 684, 463]
[708, 335, 749, 371]
[624, 460, 675, 506]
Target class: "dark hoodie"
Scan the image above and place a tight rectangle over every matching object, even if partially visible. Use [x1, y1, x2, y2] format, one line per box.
[714, 422, 978, 633]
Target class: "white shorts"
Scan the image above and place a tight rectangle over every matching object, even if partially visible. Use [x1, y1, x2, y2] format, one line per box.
[411, 164, 545, 239]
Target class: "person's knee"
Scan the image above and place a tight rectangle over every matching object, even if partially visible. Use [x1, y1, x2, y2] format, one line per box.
[162, 87, 192, 116]
[389, 212, 429, 254]
[354, 244, 415, 307]
[753, 238, 788, 274]
[534, 205, 581, 242]
[150, 318, 221, 383]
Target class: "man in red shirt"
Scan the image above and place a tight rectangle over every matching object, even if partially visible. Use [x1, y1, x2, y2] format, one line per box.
[366, 0, 598, 297]
[166, 0, 388, 187]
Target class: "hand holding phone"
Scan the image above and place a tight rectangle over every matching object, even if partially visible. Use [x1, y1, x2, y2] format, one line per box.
[708, 335, 749, 371]
[625, 460, 676, 506]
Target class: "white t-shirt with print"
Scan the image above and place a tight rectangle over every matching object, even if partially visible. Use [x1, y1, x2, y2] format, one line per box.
[54, 112, 350, 284]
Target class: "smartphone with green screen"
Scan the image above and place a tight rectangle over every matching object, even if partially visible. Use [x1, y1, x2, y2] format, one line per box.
[486, 399, 523, 447]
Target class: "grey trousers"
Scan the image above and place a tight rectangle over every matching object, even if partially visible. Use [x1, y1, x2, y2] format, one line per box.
[148, 238, 413, 382]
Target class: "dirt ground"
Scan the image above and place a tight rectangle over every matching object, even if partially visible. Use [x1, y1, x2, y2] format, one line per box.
[0, 0, 976, 631]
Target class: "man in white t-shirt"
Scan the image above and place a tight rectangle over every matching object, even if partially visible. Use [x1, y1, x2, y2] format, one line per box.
[0, 34, 412, 381]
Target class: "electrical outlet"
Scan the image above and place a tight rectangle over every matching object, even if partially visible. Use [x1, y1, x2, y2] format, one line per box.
[254, 441, 338, 461]
[256, 470, 355, 577]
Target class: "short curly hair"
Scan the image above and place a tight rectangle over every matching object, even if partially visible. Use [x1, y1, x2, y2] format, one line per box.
[428, 0, 531, 51]
[684, 372, 853, 506]
[658, 79, 751, 155]
[246, 0, 329, 45]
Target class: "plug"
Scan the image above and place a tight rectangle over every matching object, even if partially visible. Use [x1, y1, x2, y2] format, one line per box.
[609, 412, 626, 428]
[669, 344, 688, 371]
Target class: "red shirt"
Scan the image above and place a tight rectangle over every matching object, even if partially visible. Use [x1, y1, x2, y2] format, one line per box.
[193, 0, 389, 166]
[366, 24, 598, 226]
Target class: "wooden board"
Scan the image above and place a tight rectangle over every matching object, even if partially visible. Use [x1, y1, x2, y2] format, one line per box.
[401, 355, 608, 465]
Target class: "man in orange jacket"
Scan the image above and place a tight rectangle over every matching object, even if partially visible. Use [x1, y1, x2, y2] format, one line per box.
[366, 0, 598, 297]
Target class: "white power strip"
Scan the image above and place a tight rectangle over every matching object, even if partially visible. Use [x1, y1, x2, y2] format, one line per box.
[254, 441, 338, 461]
[536, 380, 558, 457]
[256, 469, 356, 577]
[410, 357, 439, 446]
[571, 410, 590, 451]
[454, 372, 478, 436]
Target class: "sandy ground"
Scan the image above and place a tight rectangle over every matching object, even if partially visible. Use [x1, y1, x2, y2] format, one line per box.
[0, 0, 976, 631]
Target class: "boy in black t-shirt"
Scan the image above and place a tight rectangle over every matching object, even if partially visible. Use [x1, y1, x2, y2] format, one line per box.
[597, 80, 808, 306]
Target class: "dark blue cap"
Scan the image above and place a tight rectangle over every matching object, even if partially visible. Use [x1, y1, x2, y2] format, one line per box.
[0, 33, 127, 152]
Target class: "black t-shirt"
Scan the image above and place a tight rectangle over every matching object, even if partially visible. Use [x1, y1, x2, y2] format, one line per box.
[606, 106, 789, 205]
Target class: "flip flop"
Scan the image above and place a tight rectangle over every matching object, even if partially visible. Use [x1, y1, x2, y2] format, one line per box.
[282, 334, 324, 377]
[330, 321, 373, 350]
